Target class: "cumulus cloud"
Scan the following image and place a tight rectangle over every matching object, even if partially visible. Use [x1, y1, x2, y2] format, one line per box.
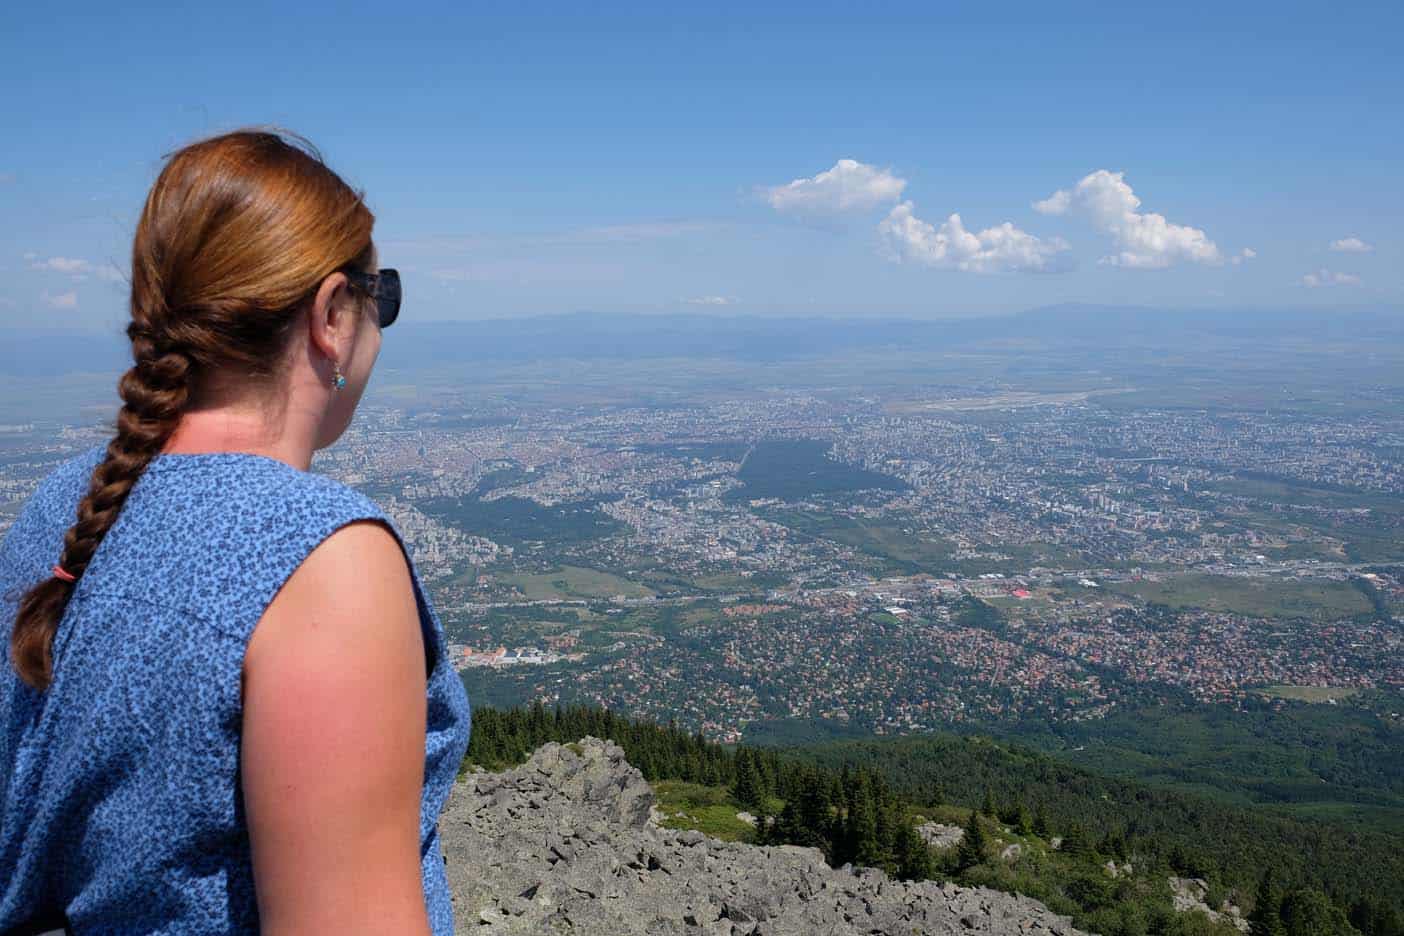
[1300, 269, 1361, 288]
[41, 290, 79, 310]
[684, 295, 737, 306]
[1031, 189, 1071, 216]
[1329, 236, 1373, 253]
[1230, 247, 1257, 266]
[766, 159, 907, 216]
[1034, 170, 1222, 269]
[879, 203, 1071, 273]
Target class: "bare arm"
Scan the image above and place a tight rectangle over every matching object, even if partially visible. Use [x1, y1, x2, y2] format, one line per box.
[241, 520, 430, 935]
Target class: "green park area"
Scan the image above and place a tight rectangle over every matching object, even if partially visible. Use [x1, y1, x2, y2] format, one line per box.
[1256, 685, 1361, 703]
[1109, 573, 1371, 620]
[498, 565, 654, 601]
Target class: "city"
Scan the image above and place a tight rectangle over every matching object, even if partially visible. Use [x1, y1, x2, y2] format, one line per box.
[5, 349, 1399, 745]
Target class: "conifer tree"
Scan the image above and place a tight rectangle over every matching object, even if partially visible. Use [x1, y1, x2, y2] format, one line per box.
[1016, 802, 1033, 837]
[842, 770, 883, 868]
[894, 819, 934, 882]
[1249, 870, 1286, 936]
[955, 809, 987, 872]
[1060, 822, 1091, 860]
[772, 798, 803, 846]
[1279, 888, 1354, 936]
[1032, 801, 1050, 838]
[732, 749, 763, 811]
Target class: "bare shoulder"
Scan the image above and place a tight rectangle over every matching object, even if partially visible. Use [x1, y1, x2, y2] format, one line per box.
[241, 519, 431, 933]
[247, 519, 418, 668]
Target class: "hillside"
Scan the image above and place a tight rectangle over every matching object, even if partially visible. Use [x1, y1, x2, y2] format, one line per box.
[464, 703, 1402, 936]
[440, 736, 1089, 935]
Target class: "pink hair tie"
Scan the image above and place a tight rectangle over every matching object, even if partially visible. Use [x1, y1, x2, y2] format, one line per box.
[52, 565, 77, 583]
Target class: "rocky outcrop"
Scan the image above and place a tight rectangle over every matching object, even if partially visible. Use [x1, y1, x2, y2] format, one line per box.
[439, 737, 1091, 935]
[1169, 877, 1248, 933]
[916, 821, 964, 850]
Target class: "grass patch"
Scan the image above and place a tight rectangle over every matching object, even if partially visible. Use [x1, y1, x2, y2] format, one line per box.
[498, 565, 654, 601]
[1209, 474, 1404, 513]
[652, 780, 755, 841]
[1109, 573, 1371, 620]
[764, 509, 953, 570]
[1257, 685, 1361, 703]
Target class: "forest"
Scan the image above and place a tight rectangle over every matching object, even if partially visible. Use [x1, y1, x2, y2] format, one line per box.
[466, 702, 1402, 936]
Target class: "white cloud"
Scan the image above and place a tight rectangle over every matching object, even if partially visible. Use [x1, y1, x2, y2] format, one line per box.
[41, 290, 79, 310]
[684, 295, 737, 306]
[879, 203, 1071, 274]
[1300, 269, 1361, 288]
[1031, 189, 1071, 216]
[30, 256, 92, 275]
[26, 255, 126, 284]
[1329, 236, 1373, 253]
[1230, 247, 1257, 266]
[766, 159, 907, 216]
[1034, 170, 1222, 269]
[25, 255, 125, 284]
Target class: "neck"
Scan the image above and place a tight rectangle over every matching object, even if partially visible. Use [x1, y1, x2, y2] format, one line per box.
[161, 405, 317, 472]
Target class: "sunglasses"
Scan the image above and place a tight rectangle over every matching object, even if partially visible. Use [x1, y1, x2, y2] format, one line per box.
[343, 267, 402, 328]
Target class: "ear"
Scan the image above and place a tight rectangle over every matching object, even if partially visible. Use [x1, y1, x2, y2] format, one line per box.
[306, 271, 355, 363]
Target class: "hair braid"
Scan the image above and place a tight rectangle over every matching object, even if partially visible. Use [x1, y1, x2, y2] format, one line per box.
[10, 314, 194, 689]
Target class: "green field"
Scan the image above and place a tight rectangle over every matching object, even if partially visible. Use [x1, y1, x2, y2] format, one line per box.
[652, 780, 761, 841]
[1109, 573, 1371, 620]
[1208, 473, 1404, 514]
[498, 564, 654, 600]
[1257, 685, 1361, 703]
[765, 509, 952, 569]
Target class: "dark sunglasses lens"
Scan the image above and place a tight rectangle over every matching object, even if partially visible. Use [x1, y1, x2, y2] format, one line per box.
[377, 269, 401, 327]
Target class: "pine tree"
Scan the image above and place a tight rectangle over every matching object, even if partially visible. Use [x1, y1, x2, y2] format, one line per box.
[981, 787, 998, 818]
[1098, 829, 1128, 861]
[732, 749, 763, 811]
[955, 809, 987, 872]
[1032, 802, 1050, 838]
[772, 798, 803, 846]
[894, 819, 935, 881]
[1280, 888, 1354, 936]
[842, 771, 882, 868]
[1060, 822, 1091, 860]
[1015, 802, 1033, 837]
[1249, 870, 1286, 936]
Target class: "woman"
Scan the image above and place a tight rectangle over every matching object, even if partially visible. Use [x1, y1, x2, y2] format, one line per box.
[0, 129, 470, 935]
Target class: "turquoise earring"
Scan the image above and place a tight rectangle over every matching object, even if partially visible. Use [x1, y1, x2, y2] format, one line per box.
[332, 362, 347, 391]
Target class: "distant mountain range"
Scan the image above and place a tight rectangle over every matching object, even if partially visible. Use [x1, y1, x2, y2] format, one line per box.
[4, 304, 1401, 377]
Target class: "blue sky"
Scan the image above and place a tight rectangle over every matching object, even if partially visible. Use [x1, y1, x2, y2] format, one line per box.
[2, 1, 1400, 329]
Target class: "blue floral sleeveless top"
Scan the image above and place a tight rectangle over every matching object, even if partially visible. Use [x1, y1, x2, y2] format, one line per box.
[0, 447, 471, 934]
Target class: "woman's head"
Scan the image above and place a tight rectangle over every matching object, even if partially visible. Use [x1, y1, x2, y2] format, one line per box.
[11, 127, 378, 690]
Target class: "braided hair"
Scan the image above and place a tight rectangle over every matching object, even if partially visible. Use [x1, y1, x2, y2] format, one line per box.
[10, 128, 375, 690]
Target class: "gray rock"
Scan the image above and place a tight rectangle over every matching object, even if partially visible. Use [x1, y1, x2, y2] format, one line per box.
[440, 737, 1090, 935]
[917, 822, 966, 850]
